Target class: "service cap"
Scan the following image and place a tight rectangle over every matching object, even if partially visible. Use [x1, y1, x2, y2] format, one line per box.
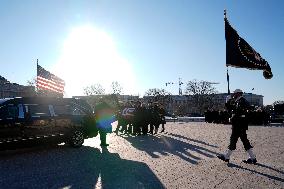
[233, 89, 243, 93]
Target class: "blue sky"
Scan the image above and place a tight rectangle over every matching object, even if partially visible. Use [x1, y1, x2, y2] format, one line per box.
[0, 0, 283, 105]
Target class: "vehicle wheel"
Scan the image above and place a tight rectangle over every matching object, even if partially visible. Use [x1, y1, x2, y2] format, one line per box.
[69, 130, 84, 148]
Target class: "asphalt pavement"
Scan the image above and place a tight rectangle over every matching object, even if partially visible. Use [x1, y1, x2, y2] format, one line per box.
[0, 122, 283, 189]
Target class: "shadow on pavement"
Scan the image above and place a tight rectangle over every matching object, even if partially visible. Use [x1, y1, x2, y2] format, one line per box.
[122, 134, 218, 165]
[0, 145, 165, 189]
[228, 162, 284, 182]
[166, 133, 219, 148]
[255, 163, 284, 175]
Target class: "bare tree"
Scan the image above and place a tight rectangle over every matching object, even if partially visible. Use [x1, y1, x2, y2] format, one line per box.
[84, 84, 106, 95]
[184, 79, 218, 114]
[26, 77, 36, 87]
[272, 100, 284, 106]
[144, 88, 171, 105]
[111, 81, 123, 95]
[145, 88, 171, 96]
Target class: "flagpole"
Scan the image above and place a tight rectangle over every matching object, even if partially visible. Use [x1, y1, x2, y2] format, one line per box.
[227, 68, 230, 94]
[224, 10, 230, 94]
[36, 59, 38, 93]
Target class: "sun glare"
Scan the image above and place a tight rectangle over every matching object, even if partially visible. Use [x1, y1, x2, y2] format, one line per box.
[53, 25, 137, 97]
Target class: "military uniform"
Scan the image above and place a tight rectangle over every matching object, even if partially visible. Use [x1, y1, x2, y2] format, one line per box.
[217, 89, 257, 164]
[228, 95, 252, 151]
[159, 106, 166, 132]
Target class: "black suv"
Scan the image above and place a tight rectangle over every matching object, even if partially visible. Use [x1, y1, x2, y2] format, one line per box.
[0, 97, 98, 150]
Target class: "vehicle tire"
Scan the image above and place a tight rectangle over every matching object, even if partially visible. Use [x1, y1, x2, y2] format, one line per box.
[69, 130, 84, 148]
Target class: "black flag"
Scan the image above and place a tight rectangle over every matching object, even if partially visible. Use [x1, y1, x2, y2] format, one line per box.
[225, 17, 273, 79]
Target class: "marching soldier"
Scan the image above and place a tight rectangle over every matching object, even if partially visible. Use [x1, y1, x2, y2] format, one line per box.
[217, 89, 257, 164]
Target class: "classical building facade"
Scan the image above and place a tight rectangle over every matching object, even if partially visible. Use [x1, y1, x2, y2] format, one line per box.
[142, 93, 263, 116]
[73, 93, 263, 116]
[0, 76, 35, 98]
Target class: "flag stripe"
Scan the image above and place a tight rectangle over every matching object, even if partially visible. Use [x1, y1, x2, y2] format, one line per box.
[37, 76, 65, 88]
[37, 80, 64, 93]
[37, 77, 64, 93]
[36, 82, 64, 93]
[37, 64, 65, 93]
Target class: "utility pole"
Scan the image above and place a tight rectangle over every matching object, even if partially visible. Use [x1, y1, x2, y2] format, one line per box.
[178, 78, 183, 95]
[165, 77, 184, 95]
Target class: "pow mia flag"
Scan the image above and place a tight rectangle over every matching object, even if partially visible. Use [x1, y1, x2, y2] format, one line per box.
[225, 15, 273, 79]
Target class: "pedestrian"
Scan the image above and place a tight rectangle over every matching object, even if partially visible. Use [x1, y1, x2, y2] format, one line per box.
[115, 102, 128, 135]
[217, 89, 257, 164]
[152, 103, 160, 134]
[159, 104, 166, 132]
[148, 103, 155, 135]
[133, 101, 143, 135]
[95, 102, 116, 147]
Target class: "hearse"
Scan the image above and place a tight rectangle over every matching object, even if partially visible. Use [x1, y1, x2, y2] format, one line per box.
[0, 97, 98, 150]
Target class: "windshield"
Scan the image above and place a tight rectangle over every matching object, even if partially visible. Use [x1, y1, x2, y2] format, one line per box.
[0, 98, 12, 105]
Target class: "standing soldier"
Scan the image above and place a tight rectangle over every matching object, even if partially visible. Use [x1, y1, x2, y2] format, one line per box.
[140, 103, 149, 135]
[148, 103, 155, 135]
[217, 89, 257, 164]
[152, 103, 161, 134]
[159, 104, 166, 132]
[115, 102, 128, 135]
[133, 101, 143, 135]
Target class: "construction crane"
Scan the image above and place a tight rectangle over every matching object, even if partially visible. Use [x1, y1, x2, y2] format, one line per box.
[166, 79, 220, 95]
[165, 78, 184, 95]
[208, 82, 220, 85]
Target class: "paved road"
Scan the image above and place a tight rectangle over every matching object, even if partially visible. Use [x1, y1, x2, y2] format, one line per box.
[0, 123, 283, 189]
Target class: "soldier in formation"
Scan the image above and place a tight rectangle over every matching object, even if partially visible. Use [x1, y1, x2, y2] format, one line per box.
[115, 101, 166, 136]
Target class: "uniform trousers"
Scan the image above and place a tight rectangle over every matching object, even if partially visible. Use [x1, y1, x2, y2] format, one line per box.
[228, 126, 253, 151]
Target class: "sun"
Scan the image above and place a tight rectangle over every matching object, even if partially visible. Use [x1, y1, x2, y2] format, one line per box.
[52, 25, 138, 96]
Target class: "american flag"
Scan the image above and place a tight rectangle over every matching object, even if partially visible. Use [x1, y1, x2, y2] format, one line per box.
[37, 64, 65, 93]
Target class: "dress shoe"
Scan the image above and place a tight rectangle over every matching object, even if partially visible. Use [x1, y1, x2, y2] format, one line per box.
[243, 158, 257, 164]
[217, 155, 229, 162]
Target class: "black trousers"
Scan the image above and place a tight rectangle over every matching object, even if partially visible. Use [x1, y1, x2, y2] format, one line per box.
[228, 127, 253, 151]
[99, 130, 107, 145]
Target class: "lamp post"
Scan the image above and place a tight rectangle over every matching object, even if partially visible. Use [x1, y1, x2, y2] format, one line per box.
[251, 88, 254, 107]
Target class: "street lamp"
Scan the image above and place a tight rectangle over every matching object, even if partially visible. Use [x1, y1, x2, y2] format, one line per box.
[251, 88, 254, 107]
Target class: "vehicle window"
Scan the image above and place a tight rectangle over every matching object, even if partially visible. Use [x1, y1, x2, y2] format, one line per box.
[0, 105, 18, 119]
[18, 104, 24, 118]
[72, 107, 86, 115]
[53, 104, 86, 116]
[0, 106, 8, 118]
[7, 106, 18, 118]
[53, 105, 73, 116]
[26, 105, 50, 117]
